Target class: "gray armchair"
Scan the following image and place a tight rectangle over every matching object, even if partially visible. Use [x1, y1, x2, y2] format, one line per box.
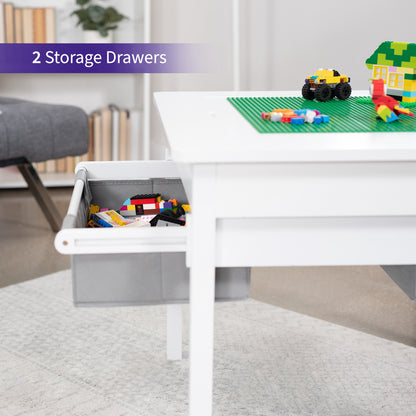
[0, 97, 89, 232]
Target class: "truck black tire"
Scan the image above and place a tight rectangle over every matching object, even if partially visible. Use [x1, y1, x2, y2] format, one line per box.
[302, 84, 315, 100]
[315, 84, 332, 102]
[335, 82, 352, 100]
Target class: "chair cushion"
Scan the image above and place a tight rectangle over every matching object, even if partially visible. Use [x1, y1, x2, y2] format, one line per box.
[0, 97, 89, 163]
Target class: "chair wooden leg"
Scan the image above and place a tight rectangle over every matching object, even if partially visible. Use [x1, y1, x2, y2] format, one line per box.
[17, 162, 62, 232]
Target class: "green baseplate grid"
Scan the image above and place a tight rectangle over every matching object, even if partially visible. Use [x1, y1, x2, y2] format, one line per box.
[227, 96, 416, 134]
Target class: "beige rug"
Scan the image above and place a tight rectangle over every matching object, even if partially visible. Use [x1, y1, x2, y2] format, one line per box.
[1, 270, 416, 415]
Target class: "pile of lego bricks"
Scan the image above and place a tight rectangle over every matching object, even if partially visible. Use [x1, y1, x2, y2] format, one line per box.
[87, 193, 190, 228]
[261, 108, 330, 125]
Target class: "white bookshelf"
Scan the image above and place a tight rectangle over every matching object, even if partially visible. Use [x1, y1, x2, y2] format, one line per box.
[0, 0, 151, 188]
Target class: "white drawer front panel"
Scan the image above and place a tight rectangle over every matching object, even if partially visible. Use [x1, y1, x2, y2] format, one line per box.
[215, 162, 416, 218]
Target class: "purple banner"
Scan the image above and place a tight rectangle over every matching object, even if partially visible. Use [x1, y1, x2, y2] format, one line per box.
[0, 43, 212, 73]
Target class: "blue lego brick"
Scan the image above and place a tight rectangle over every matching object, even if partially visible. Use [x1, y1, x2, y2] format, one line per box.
[386, 112, 399, 122]
[321, 115, 330, 123]
[313, 115, 323, 124]
[160, 201, 173, 211]
[291, 117, 305, 125]
[403, 90, 416, 98]
[294, 109, 307, 116]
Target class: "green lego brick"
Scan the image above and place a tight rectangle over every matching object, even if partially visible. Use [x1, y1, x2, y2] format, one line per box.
[405, 73, 416, 80]
[227, 96, 416, 134]
[402, 56, 416, 69]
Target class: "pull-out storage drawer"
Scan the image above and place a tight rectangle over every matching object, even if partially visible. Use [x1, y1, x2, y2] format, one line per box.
[55, 161, 250, 306]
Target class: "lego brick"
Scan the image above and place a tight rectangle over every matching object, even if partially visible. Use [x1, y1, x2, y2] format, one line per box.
[281, 115, 295, 123]
[387, 88, 403, 97]
[120, 204, 136, 211]
[294, 109, 307, 116]
[270, 112, 282, 122]
[403, 90, 416, 98]
[120, 205, 144, 215]
[304, 110, 316, 123]
[160, 201, 173, 211]
[290, 117, 304, 125]
[131, 197, 159, 205]
[396, 67, 416, 74]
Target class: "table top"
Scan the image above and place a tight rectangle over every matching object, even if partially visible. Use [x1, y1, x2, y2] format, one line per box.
[154, 90, 416, 164]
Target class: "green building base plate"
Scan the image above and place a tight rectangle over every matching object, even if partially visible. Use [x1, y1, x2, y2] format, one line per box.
[227, 96, 416, 134]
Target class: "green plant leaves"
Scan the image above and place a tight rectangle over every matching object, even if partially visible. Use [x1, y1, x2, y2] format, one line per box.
[71, 9, 89, 26]
[72, 1, 127, 37]
[87, 5, 105, 24]
[103, 7, 125, 24]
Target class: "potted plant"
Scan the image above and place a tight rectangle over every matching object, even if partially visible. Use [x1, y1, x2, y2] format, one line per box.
[72, 0, 127, 43]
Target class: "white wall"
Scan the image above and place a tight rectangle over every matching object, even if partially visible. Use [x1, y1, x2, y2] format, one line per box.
[150, 0, 416, 158]
[240, 0, 416, 92]
[150, 0, 234, 156]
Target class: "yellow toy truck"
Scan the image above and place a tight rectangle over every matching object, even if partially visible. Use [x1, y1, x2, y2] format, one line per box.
[302, 69, 351, 102]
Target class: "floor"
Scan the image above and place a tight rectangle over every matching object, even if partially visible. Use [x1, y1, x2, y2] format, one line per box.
[1, 187, 415, 347]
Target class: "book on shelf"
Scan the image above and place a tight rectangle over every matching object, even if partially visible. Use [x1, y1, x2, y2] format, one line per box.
[90, 104, 133, 162]
[129, 110, 140, 159]
[33, 8, 45, 43]
[92, 110, 102, 162]
[1, 3, 55, 43]
[45, 158, 55, 173]
[4, 3, 14, 43]
[100, 106, 112, 161]
[44, 8, 55, 43]
[36, 161, 46, 173]
[85, 114, 94, 162]
[0, 3, 4, 43]
[56, 157, 66, 173]
[14, 7, 22, 43]
[22, 8, 33, 43]
[119, 109, 130, 161]
[109, 104, 120, 161]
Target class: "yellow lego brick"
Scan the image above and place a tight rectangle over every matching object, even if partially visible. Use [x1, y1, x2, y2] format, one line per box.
[397, 67, 416, 74]
[377, 53, 394, 66]
[402, 96, 416, 103]
[182, 204, 191, 212]
[377, 105, 391, 122]
[88, 204, 99, 220]
[391, 42, 408, 55]
[404, 80, 416, 91]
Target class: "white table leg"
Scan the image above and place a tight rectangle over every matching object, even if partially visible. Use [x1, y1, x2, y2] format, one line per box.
[166, 304, 183, 360]
[188, 165, 217, 416]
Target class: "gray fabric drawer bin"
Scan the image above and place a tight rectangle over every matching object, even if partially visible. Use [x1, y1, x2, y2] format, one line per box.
[65, 170, 250, 307]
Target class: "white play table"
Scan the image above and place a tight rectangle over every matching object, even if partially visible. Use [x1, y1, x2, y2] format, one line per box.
[154, 90, 416, 416]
